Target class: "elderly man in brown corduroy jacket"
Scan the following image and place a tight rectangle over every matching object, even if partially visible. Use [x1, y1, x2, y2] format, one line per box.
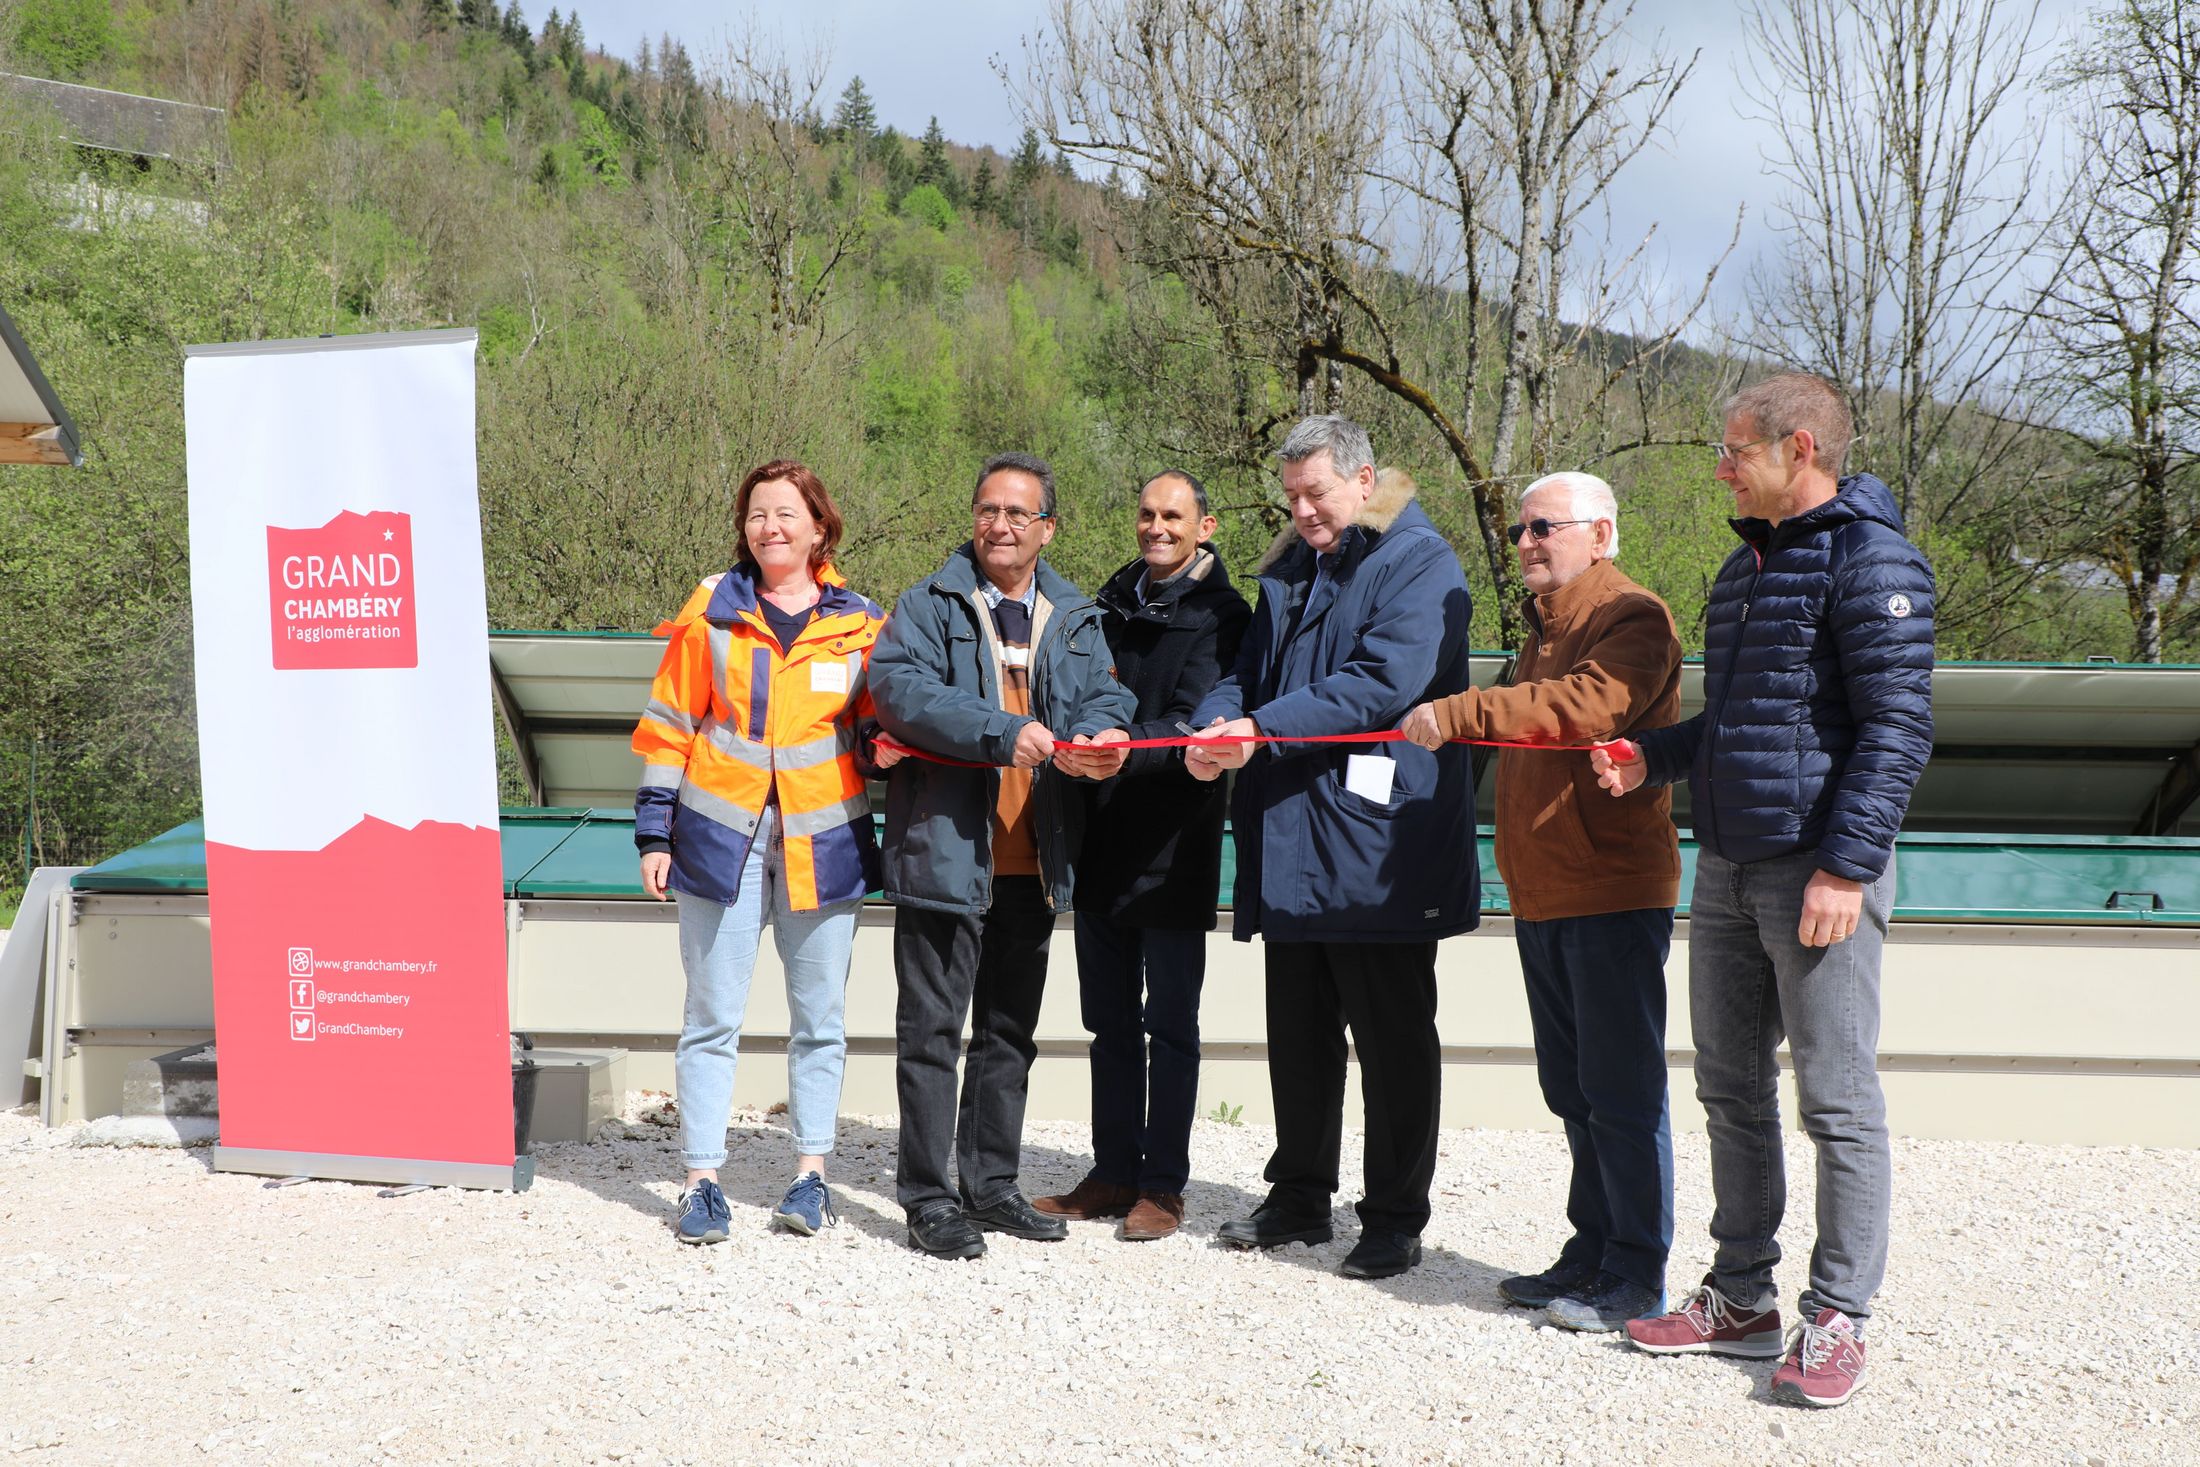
[1402, 470, 1683, 1334]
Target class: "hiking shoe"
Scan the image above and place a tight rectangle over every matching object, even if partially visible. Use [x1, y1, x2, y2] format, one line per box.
[674, 1178, 730, 1245]
[1771, 1307, 1867, 1408]
[772, 1171, 836, 1236]
[1546, 1272, 1665, 1332]
[1625, 1273, 1785, 1358]
[1498, 1257, 1601, 1309]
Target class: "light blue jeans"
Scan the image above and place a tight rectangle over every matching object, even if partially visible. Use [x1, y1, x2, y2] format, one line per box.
[672, 806, 859, 1169]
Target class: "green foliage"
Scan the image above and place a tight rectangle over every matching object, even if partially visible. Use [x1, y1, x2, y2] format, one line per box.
[1207, 1100, 1244, 1126]
[10, 0, 116, 78]
[898, 182, 953, 233]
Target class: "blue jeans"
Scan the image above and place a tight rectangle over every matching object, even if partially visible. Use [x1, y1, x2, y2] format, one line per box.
[1073, 913, 1207, 1195]
[1689, 848, 1894, 1324]
[673, 806, 859, 1169]
[1514, 907, 1675, 1293]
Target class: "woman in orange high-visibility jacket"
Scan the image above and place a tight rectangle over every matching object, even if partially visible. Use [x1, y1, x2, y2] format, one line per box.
[630, 459, 902, 1246]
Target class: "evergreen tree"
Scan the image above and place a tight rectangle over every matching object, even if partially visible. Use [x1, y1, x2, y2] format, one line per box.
[1009, 126, 1045, 194]
[458, 0, 498, 27]
[876, 124, 914, 204]
[916, 116, 951, 186]
[970, 155, 995, 215]
[833, 76, 877, 145]
[420, 0, 453, 31]
[1052, 148, 1075, 180]
[501, 3, 530, 53]
[557, 11, 583, 74]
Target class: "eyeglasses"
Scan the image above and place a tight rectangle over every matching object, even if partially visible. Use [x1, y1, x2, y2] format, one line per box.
[974, 504, 1053, 530]
[1506, 517, 1595, 545]
[1713, 433, 1786, 466]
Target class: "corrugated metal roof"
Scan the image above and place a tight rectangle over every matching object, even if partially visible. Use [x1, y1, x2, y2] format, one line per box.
[1, 73, 225, 162]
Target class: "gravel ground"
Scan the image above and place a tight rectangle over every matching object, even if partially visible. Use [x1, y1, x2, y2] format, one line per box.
[1, 1099, 2193, 1467]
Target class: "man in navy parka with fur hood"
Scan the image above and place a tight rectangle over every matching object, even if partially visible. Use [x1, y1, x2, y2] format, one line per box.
[1186, 415, 1476, 1284]
[1600, 374, 1932, 1410]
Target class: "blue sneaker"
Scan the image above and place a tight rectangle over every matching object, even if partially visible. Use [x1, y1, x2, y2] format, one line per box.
[675, 1178, 730, 1244]
[772, 1171, 836, 1235]
[1546, 1271, 1666, 1332]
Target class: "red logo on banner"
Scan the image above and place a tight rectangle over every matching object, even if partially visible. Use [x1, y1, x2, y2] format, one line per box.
[266, 511, 418, 669]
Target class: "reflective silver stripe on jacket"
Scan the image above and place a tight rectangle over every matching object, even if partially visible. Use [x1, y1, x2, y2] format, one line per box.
[676, 779, 762, 836]
[779, 792, 870, 839]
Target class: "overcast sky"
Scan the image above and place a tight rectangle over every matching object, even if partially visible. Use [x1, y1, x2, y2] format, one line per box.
[584, 0, 2102, 315]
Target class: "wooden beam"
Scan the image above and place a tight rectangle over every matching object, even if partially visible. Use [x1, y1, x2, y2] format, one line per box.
[0, 422, 73, 466]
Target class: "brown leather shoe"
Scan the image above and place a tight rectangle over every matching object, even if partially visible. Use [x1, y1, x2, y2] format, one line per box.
[1121, 1192, 1185, 1241]
[1032, 1177, 1138, 1219]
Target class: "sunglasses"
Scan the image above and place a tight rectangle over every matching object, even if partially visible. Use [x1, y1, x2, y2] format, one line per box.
[1506, 517, 1595, 545]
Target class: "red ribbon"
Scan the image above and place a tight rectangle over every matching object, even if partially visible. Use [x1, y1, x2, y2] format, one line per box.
[873, 731, 1641, 768]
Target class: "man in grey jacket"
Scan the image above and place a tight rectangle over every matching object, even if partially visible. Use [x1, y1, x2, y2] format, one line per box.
[868, 451, 1137, 1260]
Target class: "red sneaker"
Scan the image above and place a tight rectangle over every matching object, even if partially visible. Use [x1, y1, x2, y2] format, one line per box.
[1770, 1307, 1867, 1408]
[1624, 1273, 1785, 1358]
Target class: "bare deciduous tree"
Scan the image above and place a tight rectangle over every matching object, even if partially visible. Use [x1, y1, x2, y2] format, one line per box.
[1739, 0, 2074, 650]
[1022, 0, 1724, 640]
[2036, 0, 2200, 662]
[1017, 0, 1386, 417]
[673, 21, 867, 343]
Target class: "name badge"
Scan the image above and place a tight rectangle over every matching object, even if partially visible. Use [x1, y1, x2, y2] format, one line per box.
[811, 661, 850, 695]
[1345, 754, 1395, 804]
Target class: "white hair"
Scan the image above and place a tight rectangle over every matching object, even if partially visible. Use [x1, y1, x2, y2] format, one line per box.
[1519, 471, 1620, 558]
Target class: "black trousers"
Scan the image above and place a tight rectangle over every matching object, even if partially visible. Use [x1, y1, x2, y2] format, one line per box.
[1074, 911, 1207, 1194]
[893, 877, 1056, 1213]
[1262, 939, 1442, 1235]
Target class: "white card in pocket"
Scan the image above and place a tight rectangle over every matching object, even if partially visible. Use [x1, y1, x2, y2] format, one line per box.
[810, 661, 849, 695]
[1345, 753, 1395, 804]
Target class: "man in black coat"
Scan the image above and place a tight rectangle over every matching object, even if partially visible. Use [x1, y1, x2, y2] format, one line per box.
[1035, 470, 1251, 1242]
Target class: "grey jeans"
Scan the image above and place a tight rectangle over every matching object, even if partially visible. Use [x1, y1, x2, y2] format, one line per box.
[1688, 848, 1893, 1324]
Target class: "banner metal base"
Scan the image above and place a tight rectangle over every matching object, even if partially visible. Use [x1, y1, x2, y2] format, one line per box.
[214, 1145, 528, 1192]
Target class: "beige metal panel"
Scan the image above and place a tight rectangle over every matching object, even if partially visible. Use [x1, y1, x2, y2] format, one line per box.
[1875, 923, 2200, 1057]
[1880, 1071, 2200, 1147]
[507, 903, 682, 1034]
[64, 897, 214, 1026]
[53, 1041, 205, 1127]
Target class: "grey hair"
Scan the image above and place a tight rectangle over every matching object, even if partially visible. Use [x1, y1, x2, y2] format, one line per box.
[1277, 415, 1374, 481]
[974, 451, 1057, 518]
[1724, 373, 1852, 477]
[1520, 471, 1621, 558]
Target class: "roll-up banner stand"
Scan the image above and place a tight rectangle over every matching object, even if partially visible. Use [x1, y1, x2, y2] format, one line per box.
[184, 329, 522, 1190]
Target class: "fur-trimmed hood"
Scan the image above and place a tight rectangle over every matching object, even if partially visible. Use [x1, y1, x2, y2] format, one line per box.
[1256, 466, 1422, 575]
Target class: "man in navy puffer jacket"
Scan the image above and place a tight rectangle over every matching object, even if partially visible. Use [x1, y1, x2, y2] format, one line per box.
[1593, 373, 1932, 1410]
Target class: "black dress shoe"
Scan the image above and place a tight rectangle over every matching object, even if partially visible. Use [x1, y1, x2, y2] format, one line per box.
[963, 1190, 1069, 1241]
[1217, 1204, 1335, 1250]
[906, 1201, 987, 1259]
[1339, 1229, 1423, 1279]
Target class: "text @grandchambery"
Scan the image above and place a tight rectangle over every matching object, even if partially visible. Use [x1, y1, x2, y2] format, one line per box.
[287, 952, 426, 1041]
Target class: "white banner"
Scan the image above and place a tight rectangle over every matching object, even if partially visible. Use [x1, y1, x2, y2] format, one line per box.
[184, 329, 514, 1186]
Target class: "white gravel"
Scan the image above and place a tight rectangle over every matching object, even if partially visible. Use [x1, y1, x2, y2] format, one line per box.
[1, 1098, 2193, 1465]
